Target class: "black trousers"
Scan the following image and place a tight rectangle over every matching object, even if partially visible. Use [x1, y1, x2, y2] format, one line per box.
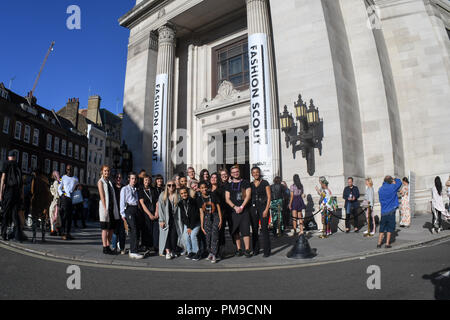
[125, 206, 139, 254]
[250, 203, 271, 256]
[136, 210, 145, 247]
[73, 203, 85, 227]
[142, 212, 159, 249]
[345, 205, 359, 230]
[204, 213, 220, 256]
[1, 191, 22, 240]
[60, 196, 73, 235]
[113, 218, 126, 251]
[165, 223, 178, 252]
[218, 209, 233, 247]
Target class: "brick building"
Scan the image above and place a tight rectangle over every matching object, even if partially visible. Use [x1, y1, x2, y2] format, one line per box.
[0, 83, 88, 182]
[59, 95, 122, 174]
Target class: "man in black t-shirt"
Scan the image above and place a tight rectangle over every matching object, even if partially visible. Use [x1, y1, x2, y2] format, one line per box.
[138, 174, 159, 253]
[225, 165, 252, 257]
[0, 152, 24, 241]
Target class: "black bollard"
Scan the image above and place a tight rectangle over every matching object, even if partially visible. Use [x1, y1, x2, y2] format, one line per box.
[287, 233, 317, 259]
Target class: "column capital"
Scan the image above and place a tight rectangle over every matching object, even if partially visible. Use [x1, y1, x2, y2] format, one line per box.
[158, 24, 176, 46]
[246, 0, 267, 5]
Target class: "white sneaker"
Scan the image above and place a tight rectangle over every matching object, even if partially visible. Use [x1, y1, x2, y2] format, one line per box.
[370, 232, 375, 236]
[207, 253, 213, 261]
[211, 255, 217, 263]
[166, 252, 173, 260]
[363, 230, 369, 235]
[129, 253, 144, 260]
[287, 230, 295, 236]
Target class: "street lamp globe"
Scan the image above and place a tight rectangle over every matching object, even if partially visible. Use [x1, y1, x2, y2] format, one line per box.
[280, 105, 294, 131]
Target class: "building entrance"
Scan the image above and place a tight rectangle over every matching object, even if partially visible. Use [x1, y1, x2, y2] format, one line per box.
[211, 126, 250, 180]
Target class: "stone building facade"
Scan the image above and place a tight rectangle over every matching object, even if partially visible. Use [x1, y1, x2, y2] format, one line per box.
[119, 0, 450, 214]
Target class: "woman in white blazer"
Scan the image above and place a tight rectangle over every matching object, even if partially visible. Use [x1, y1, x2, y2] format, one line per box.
[97, 165, 120, 254]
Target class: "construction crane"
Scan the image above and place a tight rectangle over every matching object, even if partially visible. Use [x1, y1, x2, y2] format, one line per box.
[26, 41, 55, 105]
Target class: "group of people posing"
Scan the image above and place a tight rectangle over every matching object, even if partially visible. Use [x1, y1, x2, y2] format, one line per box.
[2, 149, 450, 261]
[99, 165, 279, 262]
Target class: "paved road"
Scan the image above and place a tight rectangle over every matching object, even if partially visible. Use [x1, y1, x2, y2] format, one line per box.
[1, 238, 449, 300]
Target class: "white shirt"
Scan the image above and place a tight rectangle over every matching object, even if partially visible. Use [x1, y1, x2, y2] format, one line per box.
[432, 186, 446, 212]
[58, 175, 79, 198]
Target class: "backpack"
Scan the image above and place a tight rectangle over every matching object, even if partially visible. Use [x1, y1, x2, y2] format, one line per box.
[5, 161, 22, 189]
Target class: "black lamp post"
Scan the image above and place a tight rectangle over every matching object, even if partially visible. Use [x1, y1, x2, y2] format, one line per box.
[280, 94, 324, 176]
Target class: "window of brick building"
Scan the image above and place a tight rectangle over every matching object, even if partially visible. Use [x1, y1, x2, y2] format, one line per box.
[14, 121, 22, 140]
[24, 125, 31, 143]
[22, 152, 28, 173]
[68, 142, 73, 157]
[54, 137, 60, 154]
[32, 129, 39, 146]
[61, 139, 67, 155]
[45, 159, 51, 174]
[46, 134, 52, 151]
[31, 155, 37, 171]
[3, 117, 10, 134]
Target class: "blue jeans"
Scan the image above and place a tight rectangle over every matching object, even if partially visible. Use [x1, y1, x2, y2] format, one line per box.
[183, 225, 200, 254]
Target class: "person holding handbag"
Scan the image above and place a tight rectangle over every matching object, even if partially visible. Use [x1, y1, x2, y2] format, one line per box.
[98, 165, 120, 255]
[57, 165, 79, 240]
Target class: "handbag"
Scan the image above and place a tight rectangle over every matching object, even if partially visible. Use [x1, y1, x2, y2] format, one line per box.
[71, 190, 83, 205]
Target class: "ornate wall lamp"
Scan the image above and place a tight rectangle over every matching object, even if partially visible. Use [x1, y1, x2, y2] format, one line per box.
[280, 95, 324, 176]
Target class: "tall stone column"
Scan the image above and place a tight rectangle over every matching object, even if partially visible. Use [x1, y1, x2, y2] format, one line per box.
[246, 0, 280, 183]
[152, 24, 176, 180]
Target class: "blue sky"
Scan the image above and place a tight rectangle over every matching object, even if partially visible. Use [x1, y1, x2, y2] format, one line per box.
[0, 0, 135, 114]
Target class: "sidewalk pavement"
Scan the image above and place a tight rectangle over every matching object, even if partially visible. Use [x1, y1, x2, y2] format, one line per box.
[1, 214, 448, 270]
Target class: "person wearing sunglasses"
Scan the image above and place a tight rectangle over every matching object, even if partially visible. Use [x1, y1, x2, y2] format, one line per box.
[156, 180, 184, 259]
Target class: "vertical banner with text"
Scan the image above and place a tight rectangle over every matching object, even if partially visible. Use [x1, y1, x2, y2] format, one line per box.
[249, 33, 273, 182]
[152, 73, 168, 179]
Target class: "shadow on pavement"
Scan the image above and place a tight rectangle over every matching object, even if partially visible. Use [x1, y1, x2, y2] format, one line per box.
[423, 267, 450, 300]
